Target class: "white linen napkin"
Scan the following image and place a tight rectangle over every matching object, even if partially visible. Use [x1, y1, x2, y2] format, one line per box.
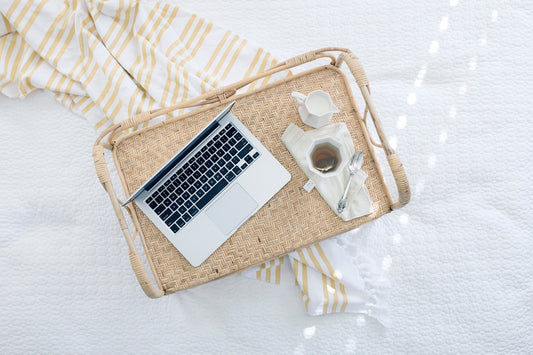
[281, 122, 373, 221]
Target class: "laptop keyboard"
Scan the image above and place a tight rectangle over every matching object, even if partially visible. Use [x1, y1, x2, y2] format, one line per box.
[144, 122, 260, 233]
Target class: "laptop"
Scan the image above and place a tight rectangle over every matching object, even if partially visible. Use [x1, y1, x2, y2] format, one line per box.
[122, 101, 291, 266]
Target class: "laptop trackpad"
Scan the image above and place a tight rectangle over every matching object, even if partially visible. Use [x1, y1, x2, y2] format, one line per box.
[206, 183, 258, 235]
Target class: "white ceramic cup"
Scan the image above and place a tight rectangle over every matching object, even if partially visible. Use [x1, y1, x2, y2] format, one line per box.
[292, 90, 340, 128]
[306, 136, 347, 178]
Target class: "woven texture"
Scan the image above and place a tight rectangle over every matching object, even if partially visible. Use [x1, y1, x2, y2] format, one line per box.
[114, 66, 391, 293]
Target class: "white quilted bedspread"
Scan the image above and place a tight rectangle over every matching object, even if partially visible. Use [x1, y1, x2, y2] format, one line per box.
[1, 0, 531, 353]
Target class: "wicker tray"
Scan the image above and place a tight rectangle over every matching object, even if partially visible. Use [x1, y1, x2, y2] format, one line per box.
[93, 48, 410, 298]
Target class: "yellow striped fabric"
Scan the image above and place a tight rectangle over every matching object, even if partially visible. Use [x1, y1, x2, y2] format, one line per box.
[1, 0, 385, 318]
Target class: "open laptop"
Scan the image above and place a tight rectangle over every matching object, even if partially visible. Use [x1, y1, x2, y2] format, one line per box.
[122, 101, 291, 266]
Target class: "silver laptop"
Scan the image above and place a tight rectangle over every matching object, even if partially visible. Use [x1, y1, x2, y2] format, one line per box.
[122, 101, 291, 266]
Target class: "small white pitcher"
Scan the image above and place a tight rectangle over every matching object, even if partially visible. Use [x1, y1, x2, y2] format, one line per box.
[291, 90, 340, 128]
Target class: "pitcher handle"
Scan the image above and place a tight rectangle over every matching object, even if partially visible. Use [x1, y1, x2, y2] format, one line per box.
[291, 91, 307, 106]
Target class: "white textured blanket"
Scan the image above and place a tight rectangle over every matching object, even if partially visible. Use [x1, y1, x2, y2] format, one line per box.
[1, 0, 531, 353]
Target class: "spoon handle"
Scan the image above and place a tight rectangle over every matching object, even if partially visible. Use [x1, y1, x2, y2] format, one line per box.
[337, 173, 354, 213]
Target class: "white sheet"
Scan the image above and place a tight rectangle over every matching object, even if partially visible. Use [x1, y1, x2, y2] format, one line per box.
[1, 0, 532, 353]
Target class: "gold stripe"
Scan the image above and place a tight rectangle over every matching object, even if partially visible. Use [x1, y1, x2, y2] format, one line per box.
[247, 52, 270, 92]
[243, 48, 263, 78]
[12, 1, 33, 28]
[265, 260, 273, 282]
[170, 17, 204, 63]
[275, 257, 283, 284]
[2, 13, 13, 33]
[199, 31, 232, 93]
[19, 1, 46, 36]
[106, 0, 132, 52]
[67, 15, 93, 79]
[142, 3, 172, 92]
[197, 30, 230, 77]
[339, 283, 348, 312]
[177, 21, 213, 68]
[330, 278, 339, 313]
[314, 242, 348, 311]
[152, 5, 179, 107]
[36, 4, 68, 53]
[22, 52, 41, 93]
[52, 20, 76, 67]
[102, 70, 126, 114]
[210, 35, 238, 79]
[81, 100, 96, 114]
[9, 36, 27, 83]
[215, 38, 247, 85]
[113, 3, 139, 59]
[165, 14, 196, 57]
[128, 3, 161, 80]
[296, 250, 311, 312]
[102, 0, 123, 43]
[306, 246, 329, 314]
[256, 262, 265, 280]
[260, 58, 278, 88]
[321, 274, 330, 314]
[42, 7, 71, 62]
[2, 29, 20, 79]
[5, 1, 20, 20]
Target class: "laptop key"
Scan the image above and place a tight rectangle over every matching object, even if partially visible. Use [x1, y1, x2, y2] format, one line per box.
[163, 198, 172, 207]
[196, 178, 229, 210]
[253, 152, 260, 159]
[177, 197, 185, 205]
[214, 172, 222, 181]
[236, 139, 246, 150]
[155, 204, 166, 214]
[155, 196, 163, 204]
[170, 224, 180, 233]
[183, 213, 191, 222]
[185, 200, 193, 208]
[226, 171, 236, 181]
[178, 206, 186, 214]
[177, 218, 185, 227]
[232, 166, 242, 175]
[238, 144, 253, 158]
[165, 212, 181, 226]
[149, 201, 158, 209]
[170, 203, 178, 210]
[161, 208, 172, 221]
[191, 194, 199, 203]
[208, 178, 217, 186]
[189, 206, 199, 217]
[244, 155, 253, 164]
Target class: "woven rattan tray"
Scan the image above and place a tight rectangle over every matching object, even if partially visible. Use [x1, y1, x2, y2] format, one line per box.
[93, 48, 410, 297]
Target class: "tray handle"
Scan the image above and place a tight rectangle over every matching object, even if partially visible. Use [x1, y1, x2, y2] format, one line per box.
[93, 145, 164, 298]
[337, 50, 410, 209]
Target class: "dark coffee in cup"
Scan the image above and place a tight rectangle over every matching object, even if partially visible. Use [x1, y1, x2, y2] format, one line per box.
[310, 142, 341, 173]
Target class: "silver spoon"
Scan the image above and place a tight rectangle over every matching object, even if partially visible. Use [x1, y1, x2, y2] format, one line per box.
[337, 151, 364, 214]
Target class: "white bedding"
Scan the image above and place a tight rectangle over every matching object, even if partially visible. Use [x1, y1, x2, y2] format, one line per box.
[1, 0, 532, 353]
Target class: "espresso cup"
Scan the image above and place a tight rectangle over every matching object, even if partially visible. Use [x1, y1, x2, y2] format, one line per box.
[306, 137, 347, 177]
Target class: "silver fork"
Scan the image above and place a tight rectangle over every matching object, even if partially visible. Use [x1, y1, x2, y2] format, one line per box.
[337, 150, 364, 214]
